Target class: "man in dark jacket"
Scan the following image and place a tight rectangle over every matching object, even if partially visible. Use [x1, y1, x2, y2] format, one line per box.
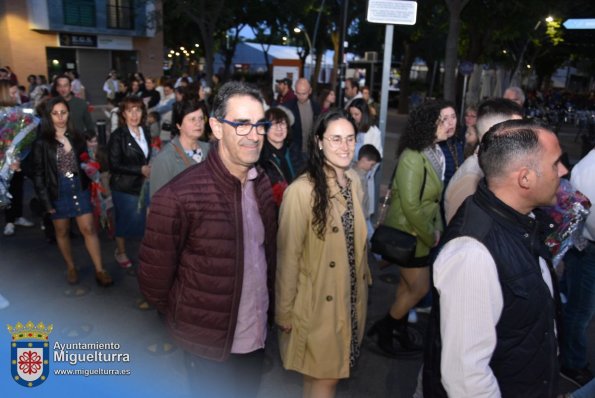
[138, 81, 277, 398]
[423, 119, 567, 397]
[52, 74, 95, 135]
[285, 78, 320, 161]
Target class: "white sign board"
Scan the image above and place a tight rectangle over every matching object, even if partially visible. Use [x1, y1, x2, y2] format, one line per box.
[563, 19, 595, 30]
[367, 0, 417, 25]
[97, 36, 133, 50]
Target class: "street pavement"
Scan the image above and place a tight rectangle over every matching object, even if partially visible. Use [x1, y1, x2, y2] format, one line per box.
[0, 108, 591, 397]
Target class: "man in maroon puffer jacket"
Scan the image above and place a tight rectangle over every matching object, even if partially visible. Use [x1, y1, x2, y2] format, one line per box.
[139, 81, 277, 398]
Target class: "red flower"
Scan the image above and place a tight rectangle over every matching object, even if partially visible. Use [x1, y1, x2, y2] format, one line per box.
[79, 152, 90, 162]
[272, 181, 288, 207]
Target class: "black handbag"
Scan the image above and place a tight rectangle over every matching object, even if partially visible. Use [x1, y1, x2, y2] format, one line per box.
[371, 224, 417, 266]
[370, 161, 427, 266]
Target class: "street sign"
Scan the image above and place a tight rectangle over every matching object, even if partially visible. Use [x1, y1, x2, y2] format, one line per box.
[563, 19, 595, 30]
[459, 61, 474, 76]
[367, 0, 417, 25]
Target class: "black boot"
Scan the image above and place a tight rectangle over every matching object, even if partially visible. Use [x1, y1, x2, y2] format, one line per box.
[367, 314, 400, 357]
[393, 315, 423, 351]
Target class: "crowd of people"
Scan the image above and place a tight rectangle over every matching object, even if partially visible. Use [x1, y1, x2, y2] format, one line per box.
[1, 65, 595, 398]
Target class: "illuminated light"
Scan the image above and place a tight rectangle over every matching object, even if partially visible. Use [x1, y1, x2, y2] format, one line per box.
[282, 36, 287, 41]
[180, 46, 185, 50]
[190, 50, 195, 54]
[293, 27, 301, 33]
[175, 52, 180, 56]
[526, 64, 532, 69]
[502, 50, 507, 54]
[52, 59, 60, 65]
[167, 54, 172, 58]
[545, 16, 554, 23]
[195, 43, 199, 47]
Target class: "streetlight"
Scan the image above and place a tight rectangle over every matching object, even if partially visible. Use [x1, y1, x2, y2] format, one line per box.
[293, 27, 313, 79]
[512, 16, 554, 85]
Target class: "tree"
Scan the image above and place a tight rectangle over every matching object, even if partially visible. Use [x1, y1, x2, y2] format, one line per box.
[220, 24, 247, 82]
[164, 0, 228, 83]
[393, 0, 448, 113]
[442, 0, 472, 102]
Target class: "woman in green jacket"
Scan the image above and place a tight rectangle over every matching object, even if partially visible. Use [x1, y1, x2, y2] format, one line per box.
[369, 100, 453, 355]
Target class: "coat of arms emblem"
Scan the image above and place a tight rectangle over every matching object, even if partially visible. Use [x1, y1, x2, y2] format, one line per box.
[7, 321, 53, 387]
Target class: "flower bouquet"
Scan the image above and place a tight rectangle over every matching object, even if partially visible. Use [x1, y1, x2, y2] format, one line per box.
[0, 107, 40, 209]
[543, 178, 591, 268]
[80, 151, 113, 235]
[271, 181, 288, 207]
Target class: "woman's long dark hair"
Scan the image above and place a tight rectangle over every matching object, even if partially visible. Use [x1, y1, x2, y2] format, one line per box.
[306, 109, 357, 239]
[397, 99, 455, 156]
[348, 98, 371, 132]
[39, 97, 82, 146]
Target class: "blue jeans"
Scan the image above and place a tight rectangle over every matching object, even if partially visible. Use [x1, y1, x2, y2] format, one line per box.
[561, 242, 595, 369]
[572, 378, 595, 398]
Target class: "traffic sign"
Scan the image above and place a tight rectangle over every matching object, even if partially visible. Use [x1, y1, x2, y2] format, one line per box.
[459, 61, 474, 76]
[563, 19, 595, 30]
[367, 0, 417, 25]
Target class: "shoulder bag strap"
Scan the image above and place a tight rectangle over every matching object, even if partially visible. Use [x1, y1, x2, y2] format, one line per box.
[375, 164, 398, 227]
[172, 142, 192, 168]
[419, 156, 427, 201]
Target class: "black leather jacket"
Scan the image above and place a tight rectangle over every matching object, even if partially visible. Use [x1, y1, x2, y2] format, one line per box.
[107, 126, 151, 195]
[32, 132, 90, 212]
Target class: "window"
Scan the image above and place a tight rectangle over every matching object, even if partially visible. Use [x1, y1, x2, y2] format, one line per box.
[63, 0, 96, 27]
[107, 0, 135, 30]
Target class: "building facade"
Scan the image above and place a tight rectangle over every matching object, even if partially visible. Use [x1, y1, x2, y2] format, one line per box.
[0, 0, 163, 104]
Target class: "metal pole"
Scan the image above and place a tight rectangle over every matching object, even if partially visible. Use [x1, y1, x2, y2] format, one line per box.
[337, 0, 349, 108]
[303, 31, 314, 80]
[460, 74, 469, 126]
[379, 24, 394, 143]
[429, 60, 438, 98]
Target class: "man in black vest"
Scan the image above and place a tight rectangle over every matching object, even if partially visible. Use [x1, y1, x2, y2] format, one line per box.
[423, 119, 567, 397]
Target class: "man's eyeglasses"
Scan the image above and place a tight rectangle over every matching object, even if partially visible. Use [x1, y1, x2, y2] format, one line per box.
[217, 118, 271, 136]
[323, 135, 356, 148]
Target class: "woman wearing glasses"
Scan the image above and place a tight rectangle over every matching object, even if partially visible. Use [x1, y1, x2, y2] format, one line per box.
[368, 100, 449, 356]
[32, 97, 113, 286]
[149, 99, 210, 198]
[108, 96, 152, 268]
[276, 110, 369, 398]
[258, 107, 302, 207]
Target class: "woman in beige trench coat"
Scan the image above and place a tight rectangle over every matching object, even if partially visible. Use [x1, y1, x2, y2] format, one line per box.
[276, 109, 370, 398]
